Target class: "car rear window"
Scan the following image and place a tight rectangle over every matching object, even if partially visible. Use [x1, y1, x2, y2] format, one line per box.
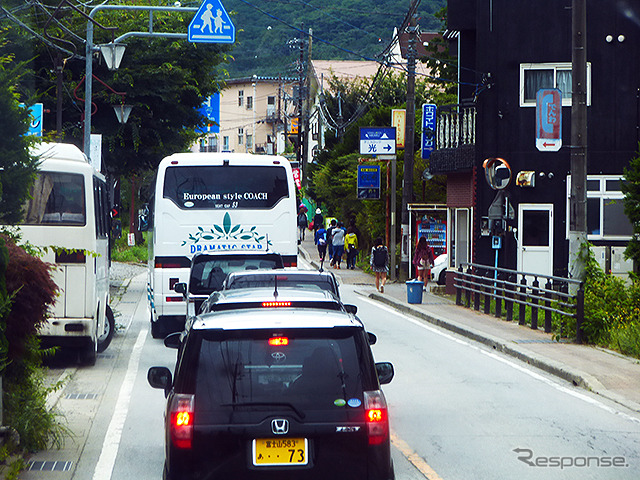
[163, 165, 289, 210]
[182, 328, 376, 422]
[226, 274, 337, 296]
[189, 256, 283, 294]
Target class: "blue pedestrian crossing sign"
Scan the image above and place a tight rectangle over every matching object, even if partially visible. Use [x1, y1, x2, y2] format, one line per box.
[188, 0, 235, 44]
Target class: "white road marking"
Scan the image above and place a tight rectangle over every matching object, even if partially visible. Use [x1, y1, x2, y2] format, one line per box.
[92, 329, 148, 480]
[359, 296, 640, 425]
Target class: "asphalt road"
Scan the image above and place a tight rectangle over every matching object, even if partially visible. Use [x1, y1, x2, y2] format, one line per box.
[24, 261, 640, 480]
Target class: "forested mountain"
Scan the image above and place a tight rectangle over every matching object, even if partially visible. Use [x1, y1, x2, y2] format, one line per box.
[222, 0, 446, 78]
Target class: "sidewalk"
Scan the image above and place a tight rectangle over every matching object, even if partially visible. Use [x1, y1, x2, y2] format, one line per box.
[298, 235, 640, 414]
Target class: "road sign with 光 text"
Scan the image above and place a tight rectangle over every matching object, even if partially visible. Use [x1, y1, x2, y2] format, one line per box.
[359, 127, 396, 155]
[536, 88, 562, 152]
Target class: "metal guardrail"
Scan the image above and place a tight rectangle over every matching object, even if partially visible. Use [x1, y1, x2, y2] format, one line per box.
[454, 263, 585, 343]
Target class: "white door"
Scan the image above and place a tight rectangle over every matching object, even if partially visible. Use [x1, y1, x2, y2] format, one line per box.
[518, 204, 553, 277]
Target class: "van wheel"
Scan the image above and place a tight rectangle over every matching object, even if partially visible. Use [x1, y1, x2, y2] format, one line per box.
[438, 270, 446, 286]
[80, 339, 97, 366]
[151, 315, 165, 339]
[98, 305, 116, 353]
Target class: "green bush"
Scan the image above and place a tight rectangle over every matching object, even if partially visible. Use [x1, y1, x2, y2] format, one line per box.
[0, 234, 68, 452]
[582, 244, 640, 358]
[111, 228, 148, 263]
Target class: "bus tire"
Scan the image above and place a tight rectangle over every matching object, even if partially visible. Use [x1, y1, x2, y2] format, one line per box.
[151, 315, 165, 339]
[80, 339, 97, 366]
[98, 305, 116, 353]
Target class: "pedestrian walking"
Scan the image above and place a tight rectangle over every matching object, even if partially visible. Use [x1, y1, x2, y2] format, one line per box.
[326, 219, 337, 265]
[297, 208, 308, 243]
[315, 226, 327, 263]
[345, 226, 359, 270]
[331, 222, 346, 269]
[313, 208, 324, 235]
[413, 236, 435, 290]
[370, 237, 389, 293]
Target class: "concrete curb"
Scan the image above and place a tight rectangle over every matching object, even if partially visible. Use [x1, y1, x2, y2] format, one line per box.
[359, 290, 640, 414]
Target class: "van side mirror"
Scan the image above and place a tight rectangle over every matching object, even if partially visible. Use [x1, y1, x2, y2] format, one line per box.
[375, 362, 394, 385]
[148, 366, 172, 396]
[138, 203, 150, 232]
[367, 332, 377, 345]
[174, 282, 187, 296]
[344, 304, 358, 314]
[163, 332, 181, 349]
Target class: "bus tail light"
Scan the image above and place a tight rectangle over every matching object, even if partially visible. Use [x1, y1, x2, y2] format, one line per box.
[169, 394, 195, 449]
[364, 390, 389, 445]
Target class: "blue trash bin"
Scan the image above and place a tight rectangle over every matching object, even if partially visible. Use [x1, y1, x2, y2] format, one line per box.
[406, 279, 424, 304]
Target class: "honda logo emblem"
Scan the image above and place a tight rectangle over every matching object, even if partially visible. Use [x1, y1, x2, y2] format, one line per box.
[271, 419, 289, 435]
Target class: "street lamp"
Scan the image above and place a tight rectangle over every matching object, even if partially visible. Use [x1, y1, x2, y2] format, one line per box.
[113, 104, 133, 124]
[99, 43, 127, 71]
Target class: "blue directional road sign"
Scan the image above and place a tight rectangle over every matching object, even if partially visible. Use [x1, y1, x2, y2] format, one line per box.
[421, 103, 436, 159]
[188, 0, 235, 44]
[357, 165, 381, 199]
[359, 127, 396, 155]
[196, 93, 220, 134]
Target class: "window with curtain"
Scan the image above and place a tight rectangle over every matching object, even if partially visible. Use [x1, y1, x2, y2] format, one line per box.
[520, 63, 590, 106]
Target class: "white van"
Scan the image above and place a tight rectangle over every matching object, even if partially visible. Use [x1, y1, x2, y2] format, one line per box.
[141, 152, 298, 338]
[12, 143, 114, 365]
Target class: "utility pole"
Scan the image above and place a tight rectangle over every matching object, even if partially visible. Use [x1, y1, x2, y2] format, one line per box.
[296, 27, 305, 169]
[568, 0, 587, 293]
[400, 3, 418, 281]
[302, 27, 313, 184]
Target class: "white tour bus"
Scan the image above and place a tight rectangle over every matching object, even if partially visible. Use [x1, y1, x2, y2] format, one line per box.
[142, 152, 298, 338]
[10, 142, 115, 365]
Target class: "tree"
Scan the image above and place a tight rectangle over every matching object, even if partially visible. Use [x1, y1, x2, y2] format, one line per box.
[421, 6, 457, 105]
[0, 28, 39, 225]
[622, 143, 640, 269]
[3, 1, 232, 176]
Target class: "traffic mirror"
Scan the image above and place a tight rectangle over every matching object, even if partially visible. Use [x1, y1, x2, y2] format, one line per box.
[483, 157, 512, 190]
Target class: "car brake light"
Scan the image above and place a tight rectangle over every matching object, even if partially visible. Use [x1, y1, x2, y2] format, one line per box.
[364, 390, 389, 445]
[262, 301, 292, 308]
[166, 296, 184, 302]
[170, 394, 194, 449]
[269, 336, 289, 346]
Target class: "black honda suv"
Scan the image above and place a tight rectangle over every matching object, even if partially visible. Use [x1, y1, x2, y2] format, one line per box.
[148, 307, 395, 480]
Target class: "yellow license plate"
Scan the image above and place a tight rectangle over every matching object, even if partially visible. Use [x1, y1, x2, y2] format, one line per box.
[252, 438, 308, 466]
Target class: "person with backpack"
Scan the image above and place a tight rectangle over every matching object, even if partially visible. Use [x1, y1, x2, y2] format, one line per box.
[331, 222, 346, 269]
[315, 225, 327, 263]
[313, 208, 324, 236]
[297, 208, 308, 243]
[370, 236, 389, 293]
[345, 226, 359, 270]
[326, 219, 337, 265]
[413, 236, 435, 290]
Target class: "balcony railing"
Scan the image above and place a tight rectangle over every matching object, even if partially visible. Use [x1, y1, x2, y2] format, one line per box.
[437, 104, 476, 149]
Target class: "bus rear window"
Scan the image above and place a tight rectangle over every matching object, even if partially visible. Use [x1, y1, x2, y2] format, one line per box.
[163, 166, 289, 210]
[21, 172, 86, 225]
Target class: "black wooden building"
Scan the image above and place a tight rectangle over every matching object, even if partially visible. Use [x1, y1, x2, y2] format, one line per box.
[429, 0, 640, 279]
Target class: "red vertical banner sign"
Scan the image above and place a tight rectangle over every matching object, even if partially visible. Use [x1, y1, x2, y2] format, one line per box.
[536, 88, 562, 152]
[292, 168, 302, 190]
